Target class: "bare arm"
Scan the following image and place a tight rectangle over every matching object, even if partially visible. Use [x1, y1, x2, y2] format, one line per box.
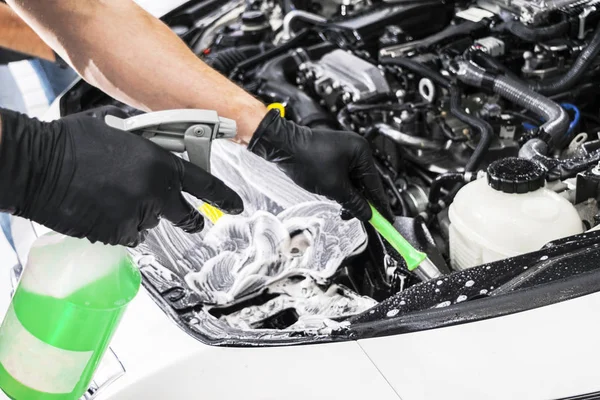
[6, 0, 266, 142]
[0, 3, 54, 61]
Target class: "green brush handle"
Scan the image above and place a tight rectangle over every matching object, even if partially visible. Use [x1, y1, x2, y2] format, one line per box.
[368, 204, 427, 271]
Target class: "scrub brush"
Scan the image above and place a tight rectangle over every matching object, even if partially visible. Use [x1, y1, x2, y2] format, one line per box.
[368, 204, 442, 281]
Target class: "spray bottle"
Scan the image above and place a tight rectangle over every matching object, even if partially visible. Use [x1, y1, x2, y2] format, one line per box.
[0, 232, 141, 399]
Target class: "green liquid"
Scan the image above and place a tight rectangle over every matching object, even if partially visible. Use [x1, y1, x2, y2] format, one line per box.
[0, 257, 140, 400]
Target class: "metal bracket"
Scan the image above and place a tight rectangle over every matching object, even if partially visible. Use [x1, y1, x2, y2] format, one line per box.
[105, 109, 237, 173]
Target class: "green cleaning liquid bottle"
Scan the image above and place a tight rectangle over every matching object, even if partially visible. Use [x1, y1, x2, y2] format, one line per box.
[0, 232, 141, 400]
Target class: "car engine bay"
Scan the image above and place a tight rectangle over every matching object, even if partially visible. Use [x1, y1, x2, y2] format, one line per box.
[60, 0, 600, 343]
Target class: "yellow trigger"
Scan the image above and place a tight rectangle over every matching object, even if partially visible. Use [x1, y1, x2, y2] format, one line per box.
[267, 103, 286, 118]
[199, 203, 224, 224]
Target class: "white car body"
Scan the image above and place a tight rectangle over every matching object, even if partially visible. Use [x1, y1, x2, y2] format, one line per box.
[94, 282, 600, 400]
[2, 1, 600, 400]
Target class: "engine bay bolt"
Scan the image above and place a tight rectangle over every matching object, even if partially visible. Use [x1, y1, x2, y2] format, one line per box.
[330, 105, 338, 112]
[462, 128, 470, 136]
[396, 89, 406, 99]
[441, 111, 447, 117]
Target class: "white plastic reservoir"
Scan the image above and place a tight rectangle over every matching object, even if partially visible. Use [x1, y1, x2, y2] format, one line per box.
[449, 157, 583, 270]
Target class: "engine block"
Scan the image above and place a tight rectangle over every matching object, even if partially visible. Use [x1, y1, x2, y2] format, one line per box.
[479, 0, 600, 24]
[297, 49, 390, 111]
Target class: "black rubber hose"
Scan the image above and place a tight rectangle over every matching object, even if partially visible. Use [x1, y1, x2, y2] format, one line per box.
[380, 20, 488, 56]
[502, 17, 569, 43]
[205, 45, 265, 75]
[449, 85, 494, 172]
[530, 21, 600, 96]
[456, 60, 569, 147]
[380, 57, 451, 89]
[519, 138, 600, 181]
[374, 163, 408, 217]
[229, 29, 313, 79]
[380, 57, 494, 171]
[428, 172, 466, 206]
[468, 50, 521, 82]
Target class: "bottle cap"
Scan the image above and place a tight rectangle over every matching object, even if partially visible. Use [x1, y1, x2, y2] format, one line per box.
[487, 157, 546, 194]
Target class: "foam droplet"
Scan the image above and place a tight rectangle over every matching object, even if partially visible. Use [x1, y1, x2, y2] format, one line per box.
[435, 301, 451, 308]
[387, 309, 400, 317]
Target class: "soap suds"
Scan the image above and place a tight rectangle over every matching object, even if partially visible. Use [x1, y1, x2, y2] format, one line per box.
[386, 309, 400, 317]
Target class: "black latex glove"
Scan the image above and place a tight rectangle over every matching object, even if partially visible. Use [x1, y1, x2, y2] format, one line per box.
[0, 107, 243, 247]
[249, 109, 393, 221]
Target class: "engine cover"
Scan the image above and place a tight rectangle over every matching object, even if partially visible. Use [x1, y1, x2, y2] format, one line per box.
[297, 49, 390, 111]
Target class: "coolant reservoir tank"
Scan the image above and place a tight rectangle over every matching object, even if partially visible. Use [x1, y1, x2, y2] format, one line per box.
[449, 157, 583, 270]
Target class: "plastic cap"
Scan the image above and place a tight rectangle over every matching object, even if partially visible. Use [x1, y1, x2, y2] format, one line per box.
[486, 157, 546, 194]
[242, 10, 267, 26]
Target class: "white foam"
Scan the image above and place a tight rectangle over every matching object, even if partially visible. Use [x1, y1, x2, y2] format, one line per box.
[386, 309, 400, 317]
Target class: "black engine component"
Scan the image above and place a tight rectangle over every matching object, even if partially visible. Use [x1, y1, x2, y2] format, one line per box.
[332, 1, 455, 48]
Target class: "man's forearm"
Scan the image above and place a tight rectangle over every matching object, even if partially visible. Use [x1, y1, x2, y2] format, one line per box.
[7, 0, 266, 142]
[0, 3, 54, 61]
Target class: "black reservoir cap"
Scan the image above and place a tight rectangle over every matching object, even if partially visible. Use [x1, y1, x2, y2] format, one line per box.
[487, 157, 546, 194]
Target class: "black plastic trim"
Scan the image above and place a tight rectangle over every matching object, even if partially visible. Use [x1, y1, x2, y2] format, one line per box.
[141, 258, 600, 347]
[344, 268, 600, 340]
[556, 391, 600, 400]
